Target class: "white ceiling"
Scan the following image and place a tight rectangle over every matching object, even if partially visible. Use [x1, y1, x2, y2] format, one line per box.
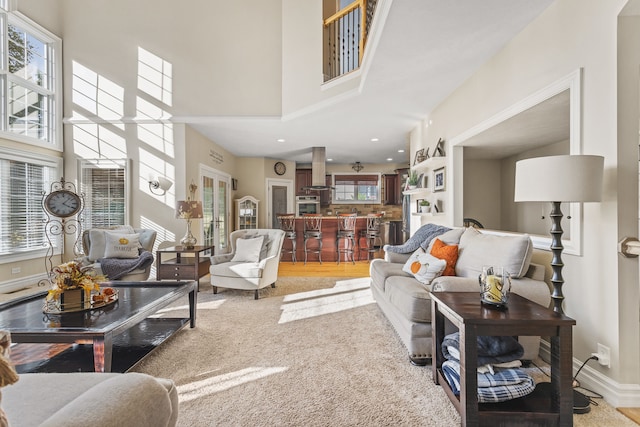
[190, 0, 556, 165]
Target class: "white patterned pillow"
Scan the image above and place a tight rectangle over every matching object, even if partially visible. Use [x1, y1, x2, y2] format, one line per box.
[402, 248, 447, 285]
[103, 232, 140, 259]
[231, 235, 264, 263]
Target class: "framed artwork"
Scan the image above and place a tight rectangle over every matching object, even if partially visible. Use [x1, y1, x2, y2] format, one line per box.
[417, 173, 425, 188]
[433, 138, 445, 157]
[433, 167, 445, 192]
[413, 149, 425, 165]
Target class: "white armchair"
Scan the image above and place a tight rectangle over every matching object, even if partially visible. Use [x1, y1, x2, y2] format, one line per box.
[210, 229, 285, 299]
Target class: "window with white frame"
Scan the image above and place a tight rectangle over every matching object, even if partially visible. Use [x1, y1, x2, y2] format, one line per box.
[80, 159, 128, 229]
[0, 147, 61, 259]
[333, 173, 380, 203]
[0, 12, 61, 148]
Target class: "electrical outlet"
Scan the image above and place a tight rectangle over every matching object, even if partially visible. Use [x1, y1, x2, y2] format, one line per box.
[593, 343, 611, 368]
[11, 267, 20, 274]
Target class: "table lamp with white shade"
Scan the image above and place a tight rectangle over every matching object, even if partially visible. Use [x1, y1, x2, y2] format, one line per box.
[514, 154, 604, 315]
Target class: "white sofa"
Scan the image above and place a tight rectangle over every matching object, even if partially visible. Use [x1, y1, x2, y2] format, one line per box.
[209, 229, 285, 299]
[370, 226, 551, 365]
[3, 372, 178, 427]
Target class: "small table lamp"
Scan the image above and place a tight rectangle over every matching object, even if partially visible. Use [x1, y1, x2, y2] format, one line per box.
[514, 155, 604, 314]
[176, 199, 203, 249]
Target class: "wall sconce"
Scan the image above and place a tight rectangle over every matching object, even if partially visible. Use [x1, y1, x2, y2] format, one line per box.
[352, 162, 364, 173]
[148, 176, 173, 195]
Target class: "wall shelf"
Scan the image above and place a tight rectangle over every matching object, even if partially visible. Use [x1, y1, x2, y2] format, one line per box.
[411, 212, 444, 217]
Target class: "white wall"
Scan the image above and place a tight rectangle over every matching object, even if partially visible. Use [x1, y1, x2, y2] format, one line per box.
[411, 0, 639, 404]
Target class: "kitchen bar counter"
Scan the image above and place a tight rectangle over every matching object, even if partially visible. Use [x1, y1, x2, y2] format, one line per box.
[288, 217, 370, 263]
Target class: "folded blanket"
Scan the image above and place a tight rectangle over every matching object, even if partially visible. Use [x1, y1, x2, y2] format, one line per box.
[99, 249, 154, 280]
[442, 332, 524, 365]
[383, 223, 450, 254]
[445, 346, 522, 374]
[441, 360, 535, 403]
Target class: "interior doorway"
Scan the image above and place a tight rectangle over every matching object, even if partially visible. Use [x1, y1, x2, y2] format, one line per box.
[266, 178, 294, 229]
[201, 165, 231, 254]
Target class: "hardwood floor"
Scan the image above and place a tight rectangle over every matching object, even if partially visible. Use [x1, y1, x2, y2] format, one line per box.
[277, 258, 375, 278]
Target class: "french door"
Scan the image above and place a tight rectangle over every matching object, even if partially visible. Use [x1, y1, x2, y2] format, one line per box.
[201, 166, 231, 254]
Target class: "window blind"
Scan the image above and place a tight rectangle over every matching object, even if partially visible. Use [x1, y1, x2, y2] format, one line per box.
[0, 151, 57, 256]
[80, 159, 127, 229]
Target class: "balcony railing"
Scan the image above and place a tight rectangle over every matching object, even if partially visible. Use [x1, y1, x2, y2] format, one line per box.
[323, 0, 378, 82]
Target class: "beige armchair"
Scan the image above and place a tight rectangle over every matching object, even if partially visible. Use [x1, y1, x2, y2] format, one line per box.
[81, 227, 157, 281]
[210, 229, 285, 299]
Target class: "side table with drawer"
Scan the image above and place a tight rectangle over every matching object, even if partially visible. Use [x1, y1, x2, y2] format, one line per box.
[157, 245, 214, 282]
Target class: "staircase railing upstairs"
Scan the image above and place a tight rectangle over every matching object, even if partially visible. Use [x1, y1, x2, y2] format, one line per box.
[323, 0, 378, 82]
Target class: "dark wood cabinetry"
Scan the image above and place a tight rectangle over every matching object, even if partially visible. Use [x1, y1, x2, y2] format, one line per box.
[320, 175, 332, 206]
[383, 174, 399, 205]
[295, 169, 312, 195]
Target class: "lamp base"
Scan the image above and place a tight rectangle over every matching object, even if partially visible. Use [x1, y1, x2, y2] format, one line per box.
[181, 220, 197, 249]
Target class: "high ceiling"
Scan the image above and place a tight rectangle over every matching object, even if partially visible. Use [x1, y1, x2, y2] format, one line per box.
[190, 0, 555, 165]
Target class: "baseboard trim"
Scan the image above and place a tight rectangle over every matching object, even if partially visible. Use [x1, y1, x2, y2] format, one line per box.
[0, 273, 47, 294]
[539, 339, 640, 407]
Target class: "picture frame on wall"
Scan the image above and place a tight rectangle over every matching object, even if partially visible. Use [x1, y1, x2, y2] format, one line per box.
[433, 167, 445, 192]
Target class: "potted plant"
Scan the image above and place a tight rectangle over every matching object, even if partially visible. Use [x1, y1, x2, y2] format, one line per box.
[419, 199, 430, 213]
[407, 170, 419, 189]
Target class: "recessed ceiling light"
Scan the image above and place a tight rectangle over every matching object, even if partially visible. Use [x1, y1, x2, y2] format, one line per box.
[386, 158, 393, 161]
[327, 158, 333, 162]
[371, 138, 379, 142]
[398, 149, 405, 153]
[277, 138, 285, 143]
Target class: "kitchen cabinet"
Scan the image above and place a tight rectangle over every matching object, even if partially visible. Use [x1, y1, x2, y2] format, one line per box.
[295, 169, 312, 195]
[320, 175, 332, 206]
[383, 174, 399, 205]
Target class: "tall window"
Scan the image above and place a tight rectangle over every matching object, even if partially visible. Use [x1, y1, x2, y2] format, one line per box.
[0, 12, 61, 149]
[333, 174, 380, 203]
[0, 147, 60, 258]
[80, 159, 128, 229]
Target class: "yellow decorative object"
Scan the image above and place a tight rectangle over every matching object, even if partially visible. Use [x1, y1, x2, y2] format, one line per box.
[119, 237, 129, 245]
[44, 261, 107, 313]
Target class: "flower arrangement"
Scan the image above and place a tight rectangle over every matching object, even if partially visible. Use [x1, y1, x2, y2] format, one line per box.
[45, 261, 105, 303]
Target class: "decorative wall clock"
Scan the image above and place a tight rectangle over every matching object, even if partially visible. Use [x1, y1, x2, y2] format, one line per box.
[40, 177, 85, 286]
[274, 161, 286, 176]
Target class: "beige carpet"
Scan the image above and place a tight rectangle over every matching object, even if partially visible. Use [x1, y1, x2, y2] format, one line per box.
[127, 277, 636, 427]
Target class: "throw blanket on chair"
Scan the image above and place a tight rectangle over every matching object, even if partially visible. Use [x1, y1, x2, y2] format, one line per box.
[99, 249, 154, 280]
[383, 223, 451, 254]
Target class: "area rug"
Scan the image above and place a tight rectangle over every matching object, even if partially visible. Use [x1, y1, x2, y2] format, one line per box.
[131, 277, 635, 427]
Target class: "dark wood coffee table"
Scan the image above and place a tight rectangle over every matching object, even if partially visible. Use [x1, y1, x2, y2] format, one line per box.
[431, 292, 575, 427]
[0, 281, 197, 372]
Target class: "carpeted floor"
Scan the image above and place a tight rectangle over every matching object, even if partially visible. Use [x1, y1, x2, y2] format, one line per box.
[127, 277, 637, 427]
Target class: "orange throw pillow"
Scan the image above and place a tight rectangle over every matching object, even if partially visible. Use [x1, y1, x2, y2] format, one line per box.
[430, 238, 459, 276]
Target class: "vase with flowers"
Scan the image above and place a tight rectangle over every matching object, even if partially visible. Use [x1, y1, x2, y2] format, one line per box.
[43, 261, 107, 313]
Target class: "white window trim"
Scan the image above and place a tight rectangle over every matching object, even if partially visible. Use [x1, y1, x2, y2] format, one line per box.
[0, 145, 62, 264]
[0, 11, 62, 150]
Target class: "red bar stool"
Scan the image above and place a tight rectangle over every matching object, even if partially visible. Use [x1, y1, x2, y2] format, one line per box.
[277, 213, 297, 264]
[336, 213, 357, 264]
[358, 213, 383, 261]
[303, 214, 323, 264]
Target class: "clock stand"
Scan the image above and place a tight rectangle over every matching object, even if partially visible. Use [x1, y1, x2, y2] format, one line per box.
[39, 177, 85, 287]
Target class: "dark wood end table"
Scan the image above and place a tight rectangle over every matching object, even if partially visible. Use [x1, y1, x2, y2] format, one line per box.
[431, 292, 576, 427]
[157, 245, 214, 282]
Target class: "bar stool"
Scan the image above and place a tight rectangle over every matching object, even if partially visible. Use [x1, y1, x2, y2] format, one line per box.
[358, 213, 384, 261]
[303, 214, 323, 264]
[277, 213, 297, 264]
[336, 213, 357, 264]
